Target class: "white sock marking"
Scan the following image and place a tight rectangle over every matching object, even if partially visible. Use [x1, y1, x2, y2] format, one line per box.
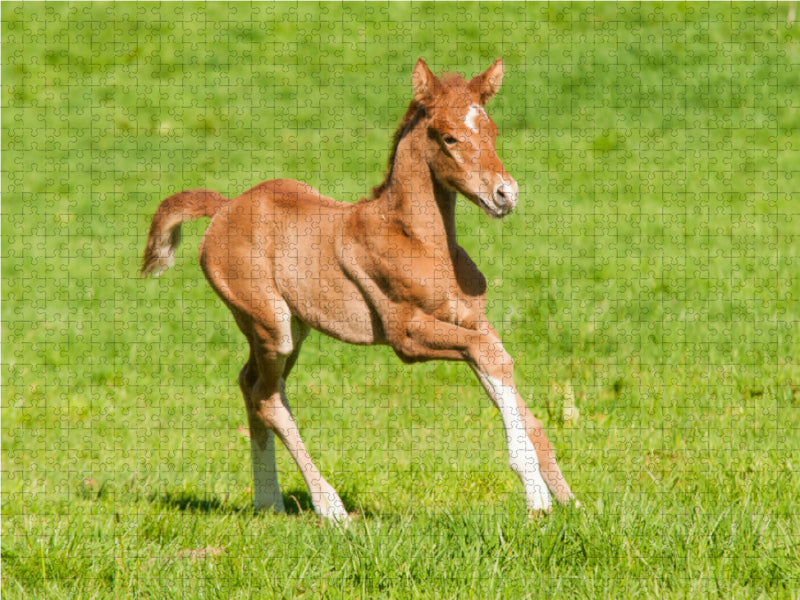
[484, 375, 552, 512]
[251, 430, 285, 512]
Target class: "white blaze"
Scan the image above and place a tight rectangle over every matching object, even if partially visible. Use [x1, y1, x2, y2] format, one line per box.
[465, 104, 486, 133]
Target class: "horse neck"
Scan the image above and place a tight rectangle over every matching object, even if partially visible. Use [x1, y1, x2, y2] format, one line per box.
[376, 133, 458, 251]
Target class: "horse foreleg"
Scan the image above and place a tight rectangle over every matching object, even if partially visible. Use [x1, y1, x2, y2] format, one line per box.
[514, 397, 576, 506]
[471, 364, 553, 512]
[468, 334, 576, 510]
[393, 312, 576, 511]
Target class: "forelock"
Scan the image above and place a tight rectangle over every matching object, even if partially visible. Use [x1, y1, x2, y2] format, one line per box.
[439, 72, 467, 88]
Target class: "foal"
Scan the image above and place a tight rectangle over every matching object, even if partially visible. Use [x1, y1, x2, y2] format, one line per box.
[142, 58, 576, 521]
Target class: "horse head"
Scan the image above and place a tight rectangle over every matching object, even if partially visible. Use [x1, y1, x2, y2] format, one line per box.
[411, 58, 519, 218]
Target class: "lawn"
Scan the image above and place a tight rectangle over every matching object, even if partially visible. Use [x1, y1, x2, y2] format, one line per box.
[2, 2, 799, 598]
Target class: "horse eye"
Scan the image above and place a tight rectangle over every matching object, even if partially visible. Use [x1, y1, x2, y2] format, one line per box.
[442, 134, 458, 146]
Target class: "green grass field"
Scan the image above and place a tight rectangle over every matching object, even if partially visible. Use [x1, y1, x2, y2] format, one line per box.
[3, 2, 799, 598]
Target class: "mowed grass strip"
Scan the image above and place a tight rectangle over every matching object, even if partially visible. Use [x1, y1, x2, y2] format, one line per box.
[2, 3, 799, 598]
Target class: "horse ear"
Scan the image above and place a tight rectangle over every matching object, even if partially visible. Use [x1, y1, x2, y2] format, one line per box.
[469, 58, 504, 105]
[412, 58, 440, 105]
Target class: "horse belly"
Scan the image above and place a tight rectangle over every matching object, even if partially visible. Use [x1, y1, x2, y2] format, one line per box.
[273, 232, 385, 346]
[281, 272, 384, 345]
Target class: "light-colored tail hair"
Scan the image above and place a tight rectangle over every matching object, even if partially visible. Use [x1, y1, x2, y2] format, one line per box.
[140, 189, 229, 277]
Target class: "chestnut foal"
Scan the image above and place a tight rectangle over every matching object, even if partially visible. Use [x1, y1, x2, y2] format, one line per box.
[142, 59, 576, 522]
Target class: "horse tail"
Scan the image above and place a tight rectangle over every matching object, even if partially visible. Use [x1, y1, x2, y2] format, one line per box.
[141, 189, 230, 277]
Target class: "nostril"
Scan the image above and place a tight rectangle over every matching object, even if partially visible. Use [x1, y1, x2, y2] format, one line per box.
[493, 184, 515, 207]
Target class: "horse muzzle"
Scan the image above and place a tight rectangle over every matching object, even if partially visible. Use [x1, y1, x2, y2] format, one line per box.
[480, 178, 518, 218]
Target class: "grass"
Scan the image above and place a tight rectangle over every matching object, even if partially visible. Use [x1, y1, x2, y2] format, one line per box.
[2, 2, 800, 598]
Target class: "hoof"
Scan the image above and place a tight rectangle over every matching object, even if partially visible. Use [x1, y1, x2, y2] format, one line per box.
[320, 508, 352, 528]
[325, 512, 353, 529]
[526, 487, 552, 514]
[314, 488, 350, 526]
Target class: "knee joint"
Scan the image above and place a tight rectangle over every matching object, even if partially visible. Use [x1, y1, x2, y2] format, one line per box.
[476, 343, 513, 381]
[388, 326, 424, 363]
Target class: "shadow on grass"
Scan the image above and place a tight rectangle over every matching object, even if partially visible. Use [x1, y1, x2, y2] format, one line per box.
[281, 488, 378, 518]
[154, 490, 235, 514]
[151, 488, 377, 518]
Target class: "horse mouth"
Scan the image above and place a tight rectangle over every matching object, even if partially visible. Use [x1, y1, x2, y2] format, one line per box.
[478, 196, 512, 219]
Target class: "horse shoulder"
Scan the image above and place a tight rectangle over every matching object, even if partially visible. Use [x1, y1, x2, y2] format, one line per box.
[339, 219, 487, 331]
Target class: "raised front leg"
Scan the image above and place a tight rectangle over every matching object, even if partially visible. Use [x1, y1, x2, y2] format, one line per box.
[467, 329, 576, 509]
[382, 310, 576, 510]
[471, 365, 551, 511]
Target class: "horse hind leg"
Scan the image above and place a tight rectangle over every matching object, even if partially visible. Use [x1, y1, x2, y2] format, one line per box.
[249, 321, 349, 523]
[239, 354, 285, 513]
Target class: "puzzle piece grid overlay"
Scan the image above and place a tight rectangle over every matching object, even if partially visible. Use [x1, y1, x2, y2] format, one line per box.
[2, 2, 798, 590]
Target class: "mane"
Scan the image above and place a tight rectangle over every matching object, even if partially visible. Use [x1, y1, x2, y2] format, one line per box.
[365, 74, 468, 201]
[365, 99, 426, 201]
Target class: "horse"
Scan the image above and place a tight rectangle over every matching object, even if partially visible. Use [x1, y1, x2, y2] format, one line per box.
[141, 58, 577, 522]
